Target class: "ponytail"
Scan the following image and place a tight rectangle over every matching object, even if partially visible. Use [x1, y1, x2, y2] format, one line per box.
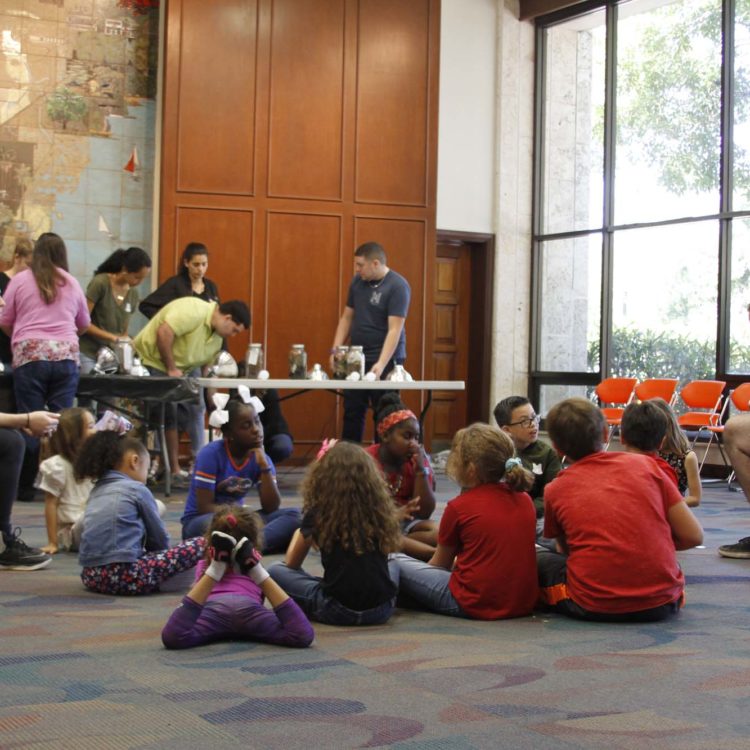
[503, 458, 535, 493]
[74, 431, 147, 481]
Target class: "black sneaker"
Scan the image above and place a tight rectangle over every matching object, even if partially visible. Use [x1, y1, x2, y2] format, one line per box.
[0, 529, 52, 571]
[718, 537, 750, 559]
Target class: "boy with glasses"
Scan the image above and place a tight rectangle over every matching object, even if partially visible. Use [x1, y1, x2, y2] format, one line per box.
[494, 396, 561, 521]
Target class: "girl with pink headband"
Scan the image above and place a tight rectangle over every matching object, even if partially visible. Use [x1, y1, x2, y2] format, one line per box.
[366, 393, 438, 561]
[162, 503, 313, 649]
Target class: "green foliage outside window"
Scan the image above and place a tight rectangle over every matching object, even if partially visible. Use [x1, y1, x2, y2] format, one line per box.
[588, 327, 750, 385]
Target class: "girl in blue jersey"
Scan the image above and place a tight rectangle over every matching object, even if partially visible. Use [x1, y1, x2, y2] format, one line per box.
[180, 395, 300, 551]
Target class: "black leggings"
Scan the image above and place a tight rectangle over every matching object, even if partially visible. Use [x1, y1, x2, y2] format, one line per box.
[0, 428, 25, 542]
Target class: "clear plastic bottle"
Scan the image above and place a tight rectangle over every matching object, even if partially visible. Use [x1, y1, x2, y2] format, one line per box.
[245, 343, 264, 379]
[346, 345, 365, 378]
[332, 345, 349, 379]
[288, 344, 307, 379]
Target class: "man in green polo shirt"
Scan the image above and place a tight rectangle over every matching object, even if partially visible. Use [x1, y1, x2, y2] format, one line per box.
[134, 297, 250, 485]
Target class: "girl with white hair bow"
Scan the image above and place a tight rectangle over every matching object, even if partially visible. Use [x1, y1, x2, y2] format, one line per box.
[179, 386, 301, 551]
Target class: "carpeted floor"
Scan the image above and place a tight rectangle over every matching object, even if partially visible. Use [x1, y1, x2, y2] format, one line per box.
[2, 468, 750, 749]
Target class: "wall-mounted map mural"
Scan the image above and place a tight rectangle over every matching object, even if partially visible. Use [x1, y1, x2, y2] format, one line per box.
[0, 0, 158, 282]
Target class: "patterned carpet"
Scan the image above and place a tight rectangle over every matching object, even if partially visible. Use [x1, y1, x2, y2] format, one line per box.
[2, 468, 750, 749]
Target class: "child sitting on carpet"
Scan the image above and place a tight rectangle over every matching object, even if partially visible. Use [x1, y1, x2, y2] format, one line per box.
[268, 441, 402, 626]
[75, 431, 203, 595]
[494, 395, 561, 522]
[367, 393, 438, 561]
[620, 400, 679, 487]
[394, 423, 539, 619]
[37, 407, 96, 554]
[652, 398, 702, 507]
[180, 392, 300, 551]
[161, 504, 313, 649]
[537, 397, 703, 622]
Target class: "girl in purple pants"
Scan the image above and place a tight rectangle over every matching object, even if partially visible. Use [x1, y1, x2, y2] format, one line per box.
[161, 504, 313, 649]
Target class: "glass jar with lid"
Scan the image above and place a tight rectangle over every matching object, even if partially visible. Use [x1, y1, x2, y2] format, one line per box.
[245, 343, 264, 379]
[345, 345, 365, 378]
[288, 344, 307, 379]
[332, 345, 349, 379]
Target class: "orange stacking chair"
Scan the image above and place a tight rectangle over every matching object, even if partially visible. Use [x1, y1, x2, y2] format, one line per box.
[706, 382, 750, 484]
[594, 377, 638, 446]
[634, 378, 679, 406]
[677, 379, 727, 470]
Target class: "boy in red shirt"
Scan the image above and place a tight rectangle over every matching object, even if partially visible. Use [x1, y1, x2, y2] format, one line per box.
[538, 398, 703, 622]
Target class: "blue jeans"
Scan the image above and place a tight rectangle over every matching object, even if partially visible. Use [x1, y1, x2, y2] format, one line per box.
[178, 367, 206, 457]
[14, 359, 79, 413]
[14, 359, 79, 489]
[264, 433, 293, 464]
[394, 553, 467, 618]
[181, 507, 301, 553]
[268, 558, 399, 625]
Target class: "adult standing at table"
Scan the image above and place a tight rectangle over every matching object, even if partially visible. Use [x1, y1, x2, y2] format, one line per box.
[138, 242, 219, 319]
[0, 232, 90, 500]
[133, 297, 250, 487]
[330, 242, 411, 442]
[139, 242, 220, 464]
[79, 246, 152, 373]
[0, 238, 33, 368]
[0, 410, 60, 570]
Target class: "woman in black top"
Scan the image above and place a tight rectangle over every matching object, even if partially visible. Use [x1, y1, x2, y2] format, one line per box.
[139, 242, 219, 319]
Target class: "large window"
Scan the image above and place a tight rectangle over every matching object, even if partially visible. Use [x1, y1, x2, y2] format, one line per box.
[532, 0, 750, 411]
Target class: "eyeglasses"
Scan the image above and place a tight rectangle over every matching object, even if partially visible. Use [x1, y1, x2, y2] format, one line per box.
[507, 414, 540, 429]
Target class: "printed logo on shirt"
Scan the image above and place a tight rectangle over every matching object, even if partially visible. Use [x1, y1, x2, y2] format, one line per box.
[370, 291, 382, 305]
[124, 302, 132, 313]
[532, 463, 543, 475]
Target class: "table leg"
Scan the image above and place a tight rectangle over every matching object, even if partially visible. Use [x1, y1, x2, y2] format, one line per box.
[159, 402, 171, 497]
[418, 390, 433, 439]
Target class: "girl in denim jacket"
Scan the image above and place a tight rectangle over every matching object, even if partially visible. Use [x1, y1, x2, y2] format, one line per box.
[75, 431, 203, 595]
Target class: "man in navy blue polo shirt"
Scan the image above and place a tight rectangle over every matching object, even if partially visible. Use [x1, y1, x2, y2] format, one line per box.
[331, 242, 411, 442]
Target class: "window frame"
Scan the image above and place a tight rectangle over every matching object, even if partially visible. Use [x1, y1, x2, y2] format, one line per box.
[530, 0, 750, 410]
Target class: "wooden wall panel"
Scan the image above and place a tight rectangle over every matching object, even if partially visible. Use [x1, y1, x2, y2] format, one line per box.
[267, 0, 346, 200]
[355, 0, 431, 206]
[161, 0, 440, 452]
[176, 0, 258, 195]
[175, 207, 254, 358]
[266, 212, 343, 447]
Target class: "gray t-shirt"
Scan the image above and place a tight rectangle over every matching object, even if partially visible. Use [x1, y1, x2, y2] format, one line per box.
[347, 269, 410, 361]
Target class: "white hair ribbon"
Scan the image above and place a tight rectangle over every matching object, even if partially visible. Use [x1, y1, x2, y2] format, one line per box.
[212, 393, 229, 411]
[237, 385, 265, 414]
[209, 409, 229, 428]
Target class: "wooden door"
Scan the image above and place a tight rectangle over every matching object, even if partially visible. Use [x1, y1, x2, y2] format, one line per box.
[430, 241, 471, 451]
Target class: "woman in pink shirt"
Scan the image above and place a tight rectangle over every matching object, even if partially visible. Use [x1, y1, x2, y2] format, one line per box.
[0, 233, 90, 497]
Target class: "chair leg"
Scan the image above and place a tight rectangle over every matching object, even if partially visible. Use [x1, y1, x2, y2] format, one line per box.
[694, 429, 714, 474]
